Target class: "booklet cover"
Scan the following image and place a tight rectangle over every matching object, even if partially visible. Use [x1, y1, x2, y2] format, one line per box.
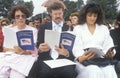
[45, 30, 76, 51]
[16, 30, 34, 50]
[3, 28, 34, 50]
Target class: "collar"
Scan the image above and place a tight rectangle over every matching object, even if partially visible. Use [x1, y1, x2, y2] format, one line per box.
[52, 21, 63, 28]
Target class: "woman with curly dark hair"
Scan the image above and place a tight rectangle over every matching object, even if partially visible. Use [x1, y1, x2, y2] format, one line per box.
[73, 2, 117, 78]
[0, 5, 38, 78]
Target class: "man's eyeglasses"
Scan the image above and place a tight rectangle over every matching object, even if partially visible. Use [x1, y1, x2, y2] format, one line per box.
[15, 14, 26, 19]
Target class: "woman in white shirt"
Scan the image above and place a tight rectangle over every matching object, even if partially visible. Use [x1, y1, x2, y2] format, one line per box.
[73, 3, 117, 78]
[0, 5, 38, 78]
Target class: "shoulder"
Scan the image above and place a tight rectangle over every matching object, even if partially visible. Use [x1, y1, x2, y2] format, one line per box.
[26, 25, 36, 30]
[97, 24, 109, 31]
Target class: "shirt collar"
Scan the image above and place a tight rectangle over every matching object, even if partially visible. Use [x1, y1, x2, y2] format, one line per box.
[52, 21, 63, 28]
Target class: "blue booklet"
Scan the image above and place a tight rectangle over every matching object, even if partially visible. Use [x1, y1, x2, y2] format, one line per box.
[16, 30, 34, 50]
[59, 32, 76, 51]
[45, 30, 76, 51]
[3, 28, 34, 50]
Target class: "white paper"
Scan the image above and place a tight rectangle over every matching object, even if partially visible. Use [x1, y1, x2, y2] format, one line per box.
[87, 47, 105, 58]
[45, 30, 60, 48]
[3, 28, 18, 48]
[43, 59, 76, 68]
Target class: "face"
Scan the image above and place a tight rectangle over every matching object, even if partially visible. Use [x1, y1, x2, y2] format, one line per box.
[1, 21, 8, 26]
[50, 8, 64, 24]
[86, 12, 98, 25]
[70, 16, 79, 26]
[34, 20, 41, 27]
[14, 10, 26, 26]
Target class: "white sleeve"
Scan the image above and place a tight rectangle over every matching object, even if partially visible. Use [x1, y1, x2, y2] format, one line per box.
[102, 27, 115, 54]
[72, 27, 84, 59]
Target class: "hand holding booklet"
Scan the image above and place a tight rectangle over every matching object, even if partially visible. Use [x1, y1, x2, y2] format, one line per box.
[85, 46, 117, 58]
[3, 28, 34, 50]
[45, 30, 76, 51]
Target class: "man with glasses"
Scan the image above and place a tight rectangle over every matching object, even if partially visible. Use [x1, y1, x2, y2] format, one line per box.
[28, 2, 77, 78]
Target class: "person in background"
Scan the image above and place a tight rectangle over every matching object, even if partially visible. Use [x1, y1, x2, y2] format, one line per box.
[110, 12, 120, 60]
[28, 2, 77, 78]
[33, 17, 42, 30]
[73, 3, 117, 78]
[70, 12, 79, 31]
[42, 15, 51, 24]
[65, 19, 72, 31]
[0, 18, 10, 27]
[0, 5, 38, 78]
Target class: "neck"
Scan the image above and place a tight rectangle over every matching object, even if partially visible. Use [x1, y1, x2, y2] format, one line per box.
[17, 24, 26, 30]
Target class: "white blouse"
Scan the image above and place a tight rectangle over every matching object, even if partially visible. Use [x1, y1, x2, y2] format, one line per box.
[73, 23, 115, 58]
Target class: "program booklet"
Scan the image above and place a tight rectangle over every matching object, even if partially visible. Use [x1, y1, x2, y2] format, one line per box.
[45, 30, 76, 51]
[85, 46, 117, 58]
[3, 28, 34, 50]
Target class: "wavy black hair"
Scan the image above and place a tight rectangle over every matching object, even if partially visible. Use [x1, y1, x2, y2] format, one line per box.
[79, 2, 105, 25]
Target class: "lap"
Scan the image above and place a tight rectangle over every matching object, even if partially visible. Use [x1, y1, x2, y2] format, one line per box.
[28, 59, 77, 78]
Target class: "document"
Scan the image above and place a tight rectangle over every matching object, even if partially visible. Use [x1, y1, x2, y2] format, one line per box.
[3, 28, 34, 50]
[45, 30, 76, 51]
[43, 59, 76, 68]
[85, 46, 117, 58]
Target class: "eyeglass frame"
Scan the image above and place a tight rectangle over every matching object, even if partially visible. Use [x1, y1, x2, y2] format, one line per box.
[15, 14, 26, 19]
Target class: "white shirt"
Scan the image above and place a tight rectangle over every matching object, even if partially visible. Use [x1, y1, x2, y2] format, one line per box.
[73, 23, 115, 58]
[51, 21, 63, 59]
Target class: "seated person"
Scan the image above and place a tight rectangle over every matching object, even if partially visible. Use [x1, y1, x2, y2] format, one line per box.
[0, 5, 38, 78]
[28, 2, 77, 78]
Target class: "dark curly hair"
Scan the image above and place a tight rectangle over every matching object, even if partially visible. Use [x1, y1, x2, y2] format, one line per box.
[9, 5, 31, 19]
[79, 2, 105, 25]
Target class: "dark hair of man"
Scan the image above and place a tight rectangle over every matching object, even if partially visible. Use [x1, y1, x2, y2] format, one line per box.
[79, 2, 105, 25]
[9, 5, 31, 19]
[48, 2, 64, 13]
[34, 17, 42, 23]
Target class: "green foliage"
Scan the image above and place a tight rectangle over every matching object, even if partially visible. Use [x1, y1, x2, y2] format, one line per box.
[87, 0, 118, 24]
[0, 0, 34, 18]
[35, 0, 84, 21]
[63, 0, 84, 21]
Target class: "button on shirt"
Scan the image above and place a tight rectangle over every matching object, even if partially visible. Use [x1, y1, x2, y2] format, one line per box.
[50, 21, 63, 59]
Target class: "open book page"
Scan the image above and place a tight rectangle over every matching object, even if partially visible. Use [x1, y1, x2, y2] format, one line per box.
[3, 28, 34, 50]
[86, 46, 117, 58]
[3, 28, 18, 48]
[43, 59, 76, 69]
[45, 30, 60, 49]
[45, 30, 76, 51]
[86, 47, 105, 58]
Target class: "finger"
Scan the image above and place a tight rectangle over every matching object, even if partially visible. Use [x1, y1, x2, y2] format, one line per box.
[87, 53, 96, 60]
[60, 44, 65, 49]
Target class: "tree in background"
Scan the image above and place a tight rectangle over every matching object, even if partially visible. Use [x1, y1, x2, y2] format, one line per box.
[87, 0, 119, 23]
[35, 0, 84, 21]
[0, 0, 34, 18]
[63, 0, 83, 21]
